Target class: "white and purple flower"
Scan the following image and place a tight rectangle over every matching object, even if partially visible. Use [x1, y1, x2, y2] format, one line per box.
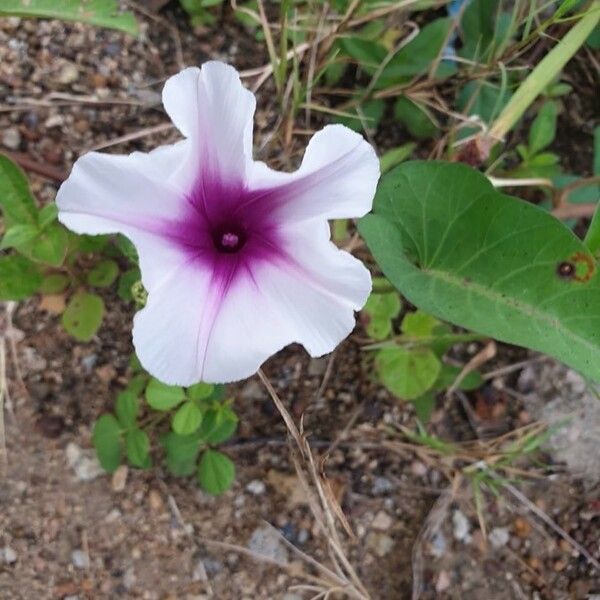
[57, 62, 379, 384]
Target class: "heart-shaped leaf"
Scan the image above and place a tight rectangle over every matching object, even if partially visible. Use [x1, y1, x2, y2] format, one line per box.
[359, 161, 600, 382]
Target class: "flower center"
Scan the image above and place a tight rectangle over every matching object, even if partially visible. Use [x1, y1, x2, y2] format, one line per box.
[213, 224, 247, 254]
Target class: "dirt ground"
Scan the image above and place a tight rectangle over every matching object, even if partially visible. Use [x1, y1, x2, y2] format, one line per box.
[1, 8, 600, 600]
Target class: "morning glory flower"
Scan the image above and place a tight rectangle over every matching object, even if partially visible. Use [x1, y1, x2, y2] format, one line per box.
[56, 62, 379, 384]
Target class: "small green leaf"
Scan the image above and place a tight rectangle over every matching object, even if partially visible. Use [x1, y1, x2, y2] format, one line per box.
[38, 203, 58, 228]
[363, 285, 402, 340]
[529, 101, 558, 155]
[380, 143, 416, 174]
[126, 373, 148, 397]
[335, 99, 385, 133]
[172, 401, 203, 436]
[339, 36, 387, 73]
[39, 273, 69, 294]
[20, 223, 69, 266]
[411, 392, 436, 423]
[117, 267, 140, 301]
[187, 382, 214, 401]
[0, 224, 39, 249]
[0, 255, 42, 300]
[87, 259, 119, 288]
[198, 406, 238, 445]
[115, 391, 138, 428]
[376, 347, 441, 400]
[394, 97, 438, 139]
[162, 432, 201, 477]
[401, 311, 441, 337]
[61, 292, 104, 341]
[377, 19, 453, 88]
[198, 450, 235, 495]
[92, 414, 122, 473]
[125, 428, 151, 468]
[433, 364, 483, 392]
[0, 0, 139, 35]
[145, 378, 186, 411]
[0, 154, 38, 227]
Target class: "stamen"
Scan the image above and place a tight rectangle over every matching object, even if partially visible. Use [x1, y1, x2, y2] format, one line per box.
[221, 232, 240, 248]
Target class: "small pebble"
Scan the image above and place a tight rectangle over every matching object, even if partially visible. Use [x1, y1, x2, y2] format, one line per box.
[2, 127, 21, 150]
[71, 549, 89, 569]
[247, 526, 288, 564]
[2, 546, 17, 564]
[58, 62, 79, 84]
[371, 511, 393, 531]
[435, 570, 451, 593]
[452, 510, 471, 542]
[246, 479, 266, 495]
[371, 477, 393, 495]
[111, 465, 128, 492]
[489, 527, 510, 549]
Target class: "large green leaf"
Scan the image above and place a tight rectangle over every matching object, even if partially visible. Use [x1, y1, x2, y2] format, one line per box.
[0, 255, 42, 300]
[0, 0, 138, 35]
[359, 161, 600, 382]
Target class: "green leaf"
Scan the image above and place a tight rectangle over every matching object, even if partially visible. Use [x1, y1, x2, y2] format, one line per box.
[380, 143, 416, 174]
[126, 373, 148, 397]
[145, 378, 186, 411]
[359, 160, 600, 382]
[172, 401, 203, 436]
[376, 347, 441, 400]
[339, 36, 387, 73]
[117, 267, 140, 301]
[594, 125, 600, 176]
[197, 406, 238, 444]
[1, 224, 39, 249]
[401, 311, 441, 337]
[0, 0, 139, 35]
[377, 19, 452, 88]
[115, 391, 138, 428]
[39, 273, 69, 294]
[92, 414, 122, 473]
[456, 80, 512, 125]
[433, 364, 483, 392]
[411, 392, 436, 423]
[187, 382, 215, 401]
[87, 259, 119, 288]
[363, 284, 402, 340]
[0, 154, 38, 227]
[458, 0, 510, 61]
[394, 97, 438, 139]
[335, 99, 385, 133]
[529, 101, 558, 155]
[0, 255, 42, 300]
[162, 432, 201, 477]
[20, 223, 69, 266]
[61, 291, 104, 341]
[38, 203, 58, 228]
[198, 450, 235, 495]
[125, 428, 151, 468]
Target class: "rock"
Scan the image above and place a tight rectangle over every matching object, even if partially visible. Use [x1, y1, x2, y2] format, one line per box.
[366, 532, 394, 557]
[489, 527, 510, 549]
[71, 549, 89, 569]
[240, 379, 263, 400]
[452, 510, 471, 542]
[58, 62, 79, 84]
[2, 127, 21, 150]
[247, 526, 288, 564]
[81, 354, 98, 372]
[371, 511, 393, 531]
[435, 570, 451, 593]
[283, 594, 303, 600]
[123, 567, 136, 590]
[2, 546, 17, 564]
[371, 476, 393, 495]
[66, 443, 104, 482]
[111, 465, 128, 492]
[410, 461, 428, 477]
[246, 479, 266, 495]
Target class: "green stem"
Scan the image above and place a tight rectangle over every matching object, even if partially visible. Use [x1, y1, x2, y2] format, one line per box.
[489, 1, 600, 142]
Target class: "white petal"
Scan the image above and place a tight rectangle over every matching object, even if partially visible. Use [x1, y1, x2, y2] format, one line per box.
[162, 62, 256, 182]
[247, 124, 380, 221]
[56, 148, 192, 291]
[132, 220, 370, 385]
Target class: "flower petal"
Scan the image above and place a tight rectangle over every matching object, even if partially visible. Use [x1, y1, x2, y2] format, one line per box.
[56, 148, 192, 291]
[132, 220, 370, 385]
[247, 124, 380, 221]
[162, 62, 256, 182]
